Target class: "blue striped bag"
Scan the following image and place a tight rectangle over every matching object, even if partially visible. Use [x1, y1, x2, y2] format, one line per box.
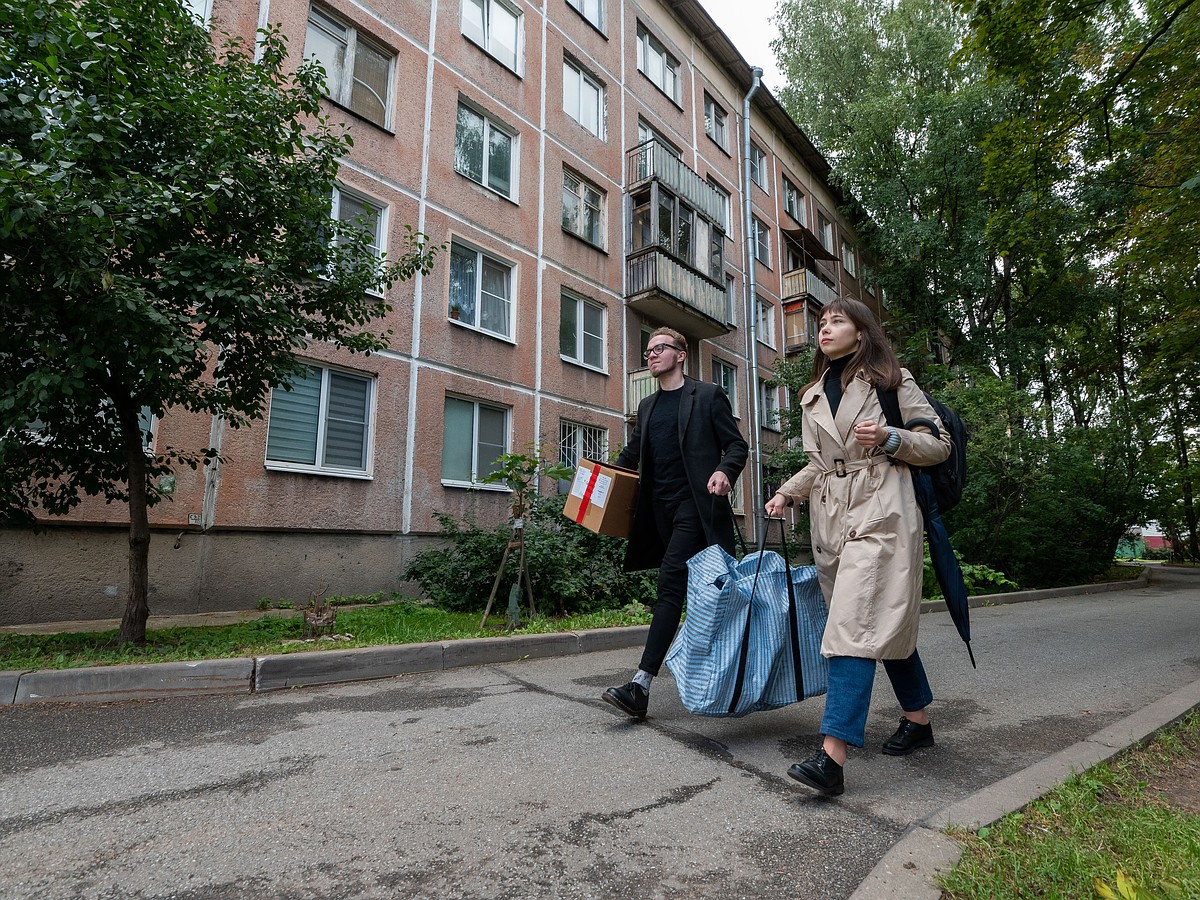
[664, 529, 828, 717]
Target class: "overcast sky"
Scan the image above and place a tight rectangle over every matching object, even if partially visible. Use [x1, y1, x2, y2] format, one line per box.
[697, 0, 786, 92]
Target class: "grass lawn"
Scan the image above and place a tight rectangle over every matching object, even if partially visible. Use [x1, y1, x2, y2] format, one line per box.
[0, 599, 653, 670]
[938, 711, 1200, 899]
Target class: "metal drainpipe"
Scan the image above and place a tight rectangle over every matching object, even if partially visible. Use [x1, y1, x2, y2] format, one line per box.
[742, 67, 765, 545]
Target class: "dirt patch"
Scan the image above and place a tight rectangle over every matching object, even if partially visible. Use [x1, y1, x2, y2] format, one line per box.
[1144, 747, 1200, 815]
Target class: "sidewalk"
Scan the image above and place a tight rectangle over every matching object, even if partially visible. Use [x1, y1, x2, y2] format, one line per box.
[4, 565, 1196, 900]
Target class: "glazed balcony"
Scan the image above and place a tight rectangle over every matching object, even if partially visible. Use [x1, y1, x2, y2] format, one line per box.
[627, 140, 727, 228]
[782, 267, 838, 306]
[626, 368, 656, 415]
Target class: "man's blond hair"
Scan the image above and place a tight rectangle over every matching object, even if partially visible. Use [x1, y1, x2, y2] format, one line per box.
[648, 327, 687, 352]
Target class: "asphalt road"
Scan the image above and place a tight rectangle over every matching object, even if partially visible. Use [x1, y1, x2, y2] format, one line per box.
[1, 568, 1198, 900]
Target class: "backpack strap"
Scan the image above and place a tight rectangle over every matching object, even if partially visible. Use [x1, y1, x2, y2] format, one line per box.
[876, 385, 903, 431]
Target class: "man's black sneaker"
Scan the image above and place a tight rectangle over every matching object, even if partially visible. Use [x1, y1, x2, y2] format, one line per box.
[602, 682, 648, 719]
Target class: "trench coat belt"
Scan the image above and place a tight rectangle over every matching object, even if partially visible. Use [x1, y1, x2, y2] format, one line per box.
[815, 455, 889, 479]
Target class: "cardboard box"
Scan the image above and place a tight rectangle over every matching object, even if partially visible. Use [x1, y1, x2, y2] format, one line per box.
[563, 459, 639, 538]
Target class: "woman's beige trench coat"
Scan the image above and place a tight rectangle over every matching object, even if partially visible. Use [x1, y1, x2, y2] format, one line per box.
[776, 369, 951, 661]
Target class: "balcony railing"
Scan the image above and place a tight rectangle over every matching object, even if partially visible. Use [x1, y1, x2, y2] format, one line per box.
[784, 309, 816, 354]
[627, 140, 727, 229]
[782, 267, 838, 305]
[627, 368, 656, 415]
[626, 248, 729, 339]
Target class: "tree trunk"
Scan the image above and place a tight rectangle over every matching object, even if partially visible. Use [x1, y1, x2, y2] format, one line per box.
[118, 408, 152, 646]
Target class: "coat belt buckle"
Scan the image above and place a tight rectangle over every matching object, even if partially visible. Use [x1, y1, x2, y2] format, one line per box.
[834, 458, 847, 478]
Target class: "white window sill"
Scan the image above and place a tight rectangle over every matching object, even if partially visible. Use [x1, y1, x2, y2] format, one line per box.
[441, 480, 511, 491]
[264, 462, 373, 480]
[448, 317, 517, 345]
[561, 356, 608, 375]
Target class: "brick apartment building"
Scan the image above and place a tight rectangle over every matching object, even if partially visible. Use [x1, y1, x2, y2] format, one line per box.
[0, 0, 881, 625]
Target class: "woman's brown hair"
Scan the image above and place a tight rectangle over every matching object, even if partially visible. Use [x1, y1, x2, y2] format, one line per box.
[806, 297, 902, 391]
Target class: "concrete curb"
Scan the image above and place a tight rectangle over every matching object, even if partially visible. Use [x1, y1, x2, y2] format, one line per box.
[0, 575, 1148, 706]
[849, 675, 1200, 900]
[1, 625, 651, 704]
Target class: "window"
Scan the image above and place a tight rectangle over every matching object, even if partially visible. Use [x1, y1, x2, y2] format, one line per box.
[759, 378, 780, 430]
[756, 295, 775, 346]
[184, 0, 212, 22]
[753, 215, 771, 267]
[455, 101, 515, 199]
[637, 119, 679, 156]
[712, 359, 738, 415]
[725, 274, 737, 325]
[636, 24, 679, 102]
[631, 187, 723, 279]
[566, 0, 603, 29]
[707, 176, 730, 232]
[841, 239, 857, 278]
[783, 176, 804, 225]
[449, 240, 513, 338]
[331, 185, 385, 259]
[266, 365, 374, 475]
[442, 396, 508, 485]
[749, 143, 767, 191]
[562, 168, 604, 247]
[306, 6, 394, 128]
[564, 57, 604, 138]
[461, 0, 522, 72]
[704, 94, 727, 148]
[560, 290, 605, 369]
[559, 420, 607, 471]
[817, 211, 834, 251]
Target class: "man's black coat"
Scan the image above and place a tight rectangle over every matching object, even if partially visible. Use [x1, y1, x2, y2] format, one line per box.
[616, 376, 749, 572]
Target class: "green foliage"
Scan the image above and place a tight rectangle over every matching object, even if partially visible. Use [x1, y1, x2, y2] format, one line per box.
[939, 712, 1200, 899]
[479, 445, 575, 518]
[0, 0, 438, 642]
[404, 500, 656, 616]
[923, 547, 1017, 600]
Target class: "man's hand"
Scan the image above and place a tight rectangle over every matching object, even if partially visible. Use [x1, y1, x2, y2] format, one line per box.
[707, 471, 732, 496]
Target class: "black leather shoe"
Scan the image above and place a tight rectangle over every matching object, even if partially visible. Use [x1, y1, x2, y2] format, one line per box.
[882, 718, 935, 756]
[602, 682, 648, 719]
[787, 748, 844, 796]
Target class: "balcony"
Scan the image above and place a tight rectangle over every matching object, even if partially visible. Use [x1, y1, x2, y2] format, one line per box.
[782, 267, 838, 306]
[626, 249, 729, 339]
[627, 141, 727, 232]
[784, 308, 816, 354]
[626, 368, 656, 416]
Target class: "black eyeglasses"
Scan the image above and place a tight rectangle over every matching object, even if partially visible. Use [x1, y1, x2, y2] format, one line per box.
[643, 344, 682, 360]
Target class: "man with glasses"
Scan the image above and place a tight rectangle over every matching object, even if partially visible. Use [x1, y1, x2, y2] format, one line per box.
[603, 327, 748, 718]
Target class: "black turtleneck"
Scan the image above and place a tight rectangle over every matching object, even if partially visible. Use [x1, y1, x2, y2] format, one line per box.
[823, 355, 852, 417]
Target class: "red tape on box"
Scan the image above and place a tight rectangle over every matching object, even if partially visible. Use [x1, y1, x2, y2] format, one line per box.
[574, 465, 603, 524]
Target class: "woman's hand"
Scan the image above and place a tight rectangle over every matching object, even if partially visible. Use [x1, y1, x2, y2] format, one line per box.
[853, 420, 888, 448]
[764, 492, 789, 516]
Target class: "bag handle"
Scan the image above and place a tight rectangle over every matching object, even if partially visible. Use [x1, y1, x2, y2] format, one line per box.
[727, 517, 802, 713]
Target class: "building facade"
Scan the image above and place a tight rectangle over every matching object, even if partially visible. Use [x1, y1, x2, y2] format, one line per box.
[0, 0, 881, 625]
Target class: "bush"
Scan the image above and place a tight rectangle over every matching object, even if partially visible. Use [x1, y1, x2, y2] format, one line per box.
[404, 498, 657, 615]
[922, 548, 1018, 600]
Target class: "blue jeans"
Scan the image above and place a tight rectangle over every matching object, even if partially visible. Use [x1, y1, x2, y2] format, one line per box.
[819, 651, 933, 749]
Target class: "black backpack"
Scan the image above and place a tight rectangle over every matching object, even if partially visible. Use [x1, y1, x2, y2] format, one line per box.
[876, 386, 968, 514]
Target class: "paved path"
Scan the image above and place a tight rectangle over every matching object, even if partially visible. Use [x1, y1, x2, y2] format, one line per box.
[0, 567, 1198, 899]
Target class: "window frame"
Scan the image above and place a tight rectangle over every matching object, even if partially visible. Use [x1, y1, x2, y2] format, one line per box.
[759, 377, 780, 431]
[782, 176, 804, 225]
[454, 99, 517, 200]
[305, 5, 394, 129]
[461, 0, 523, 73]
[563, 56, 605, 138]
[448, 239, 515, 340]
[841, 239, 857, 278]
[559, 289, 607, 371]
[756, 295, 776, 348]
[558, 419, 608, 472]
[265, 363, 376, 478]
[817, 211, 834, 252]
[703, 93, 727, 149]
[565, 0, 603, 30]
[561, 167, 605, 248]
[711, 358, 738, 416]
[752, 215, 771, 267]
[636, 23, 680, 103]
[441, 395, 511, 488]
[749, 143, 768, 191]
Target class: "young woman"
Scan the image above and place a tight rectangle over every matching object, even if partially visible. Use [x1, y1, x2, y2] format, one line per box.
[764, 298, 951, 796]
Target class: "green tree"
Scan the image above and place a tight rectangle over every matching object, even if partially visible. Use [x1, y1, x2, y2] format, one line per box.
[0, 0, 438, 643]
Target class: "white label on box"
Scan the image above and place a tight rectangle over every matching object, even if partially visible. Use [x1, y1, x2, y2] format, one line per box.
[588, 474, 612, 508]
[570, 465, 594, 498]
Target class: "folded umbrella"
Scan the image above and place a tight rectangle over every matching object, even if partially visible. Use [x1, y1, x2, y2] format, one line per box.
[912, 469, 976, 668]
